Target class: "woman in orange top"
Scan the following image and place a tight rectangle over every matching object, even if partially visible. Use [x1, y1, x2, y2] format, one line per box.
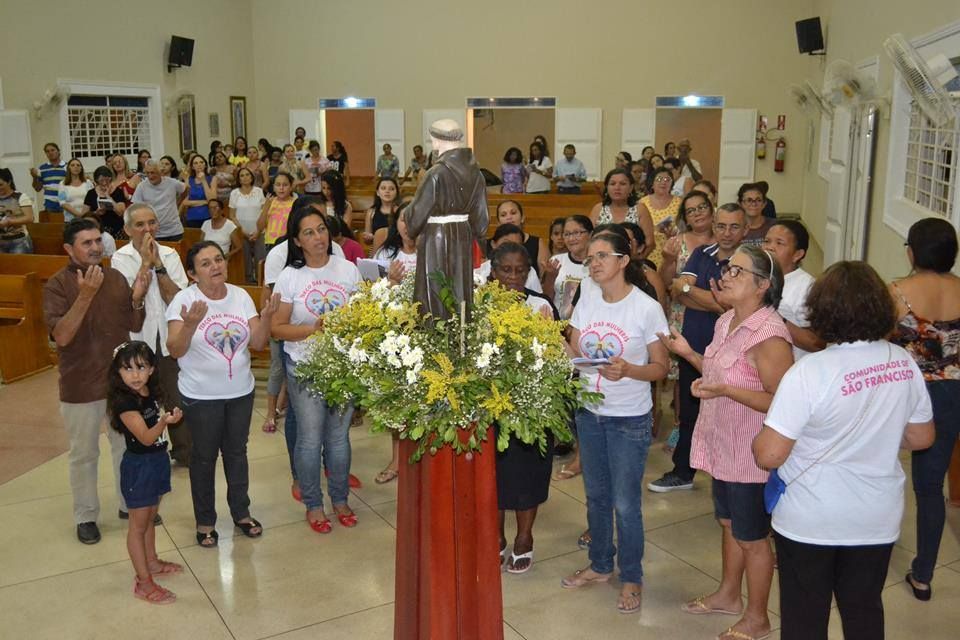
[257, 172, 297, 250]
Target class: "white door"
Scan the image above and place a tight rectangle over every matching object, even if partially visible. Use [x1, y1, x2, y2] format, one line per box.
[621, 108, 656, 163]
[823, 105, 853, 266]
[717, 108, 757, 204]
[556, 107, 602, 179]
[288, 109, 320, 146]
[422, 109, 466, 150]
[844, 106, 879, 261]
[0, 109, 34, 216]
[374, 109, 405, 174]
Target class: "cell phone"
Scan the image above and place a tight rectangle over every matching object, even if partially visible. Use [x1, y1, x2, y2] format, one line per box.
[656, 216, 674, 232]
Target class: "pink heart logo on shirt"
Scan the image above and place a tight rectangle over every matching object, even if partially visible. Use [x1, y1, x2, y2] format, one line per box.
[304, 288, 346, 316]
[203, 321, 249, 379]
[579, 331, 624, 360]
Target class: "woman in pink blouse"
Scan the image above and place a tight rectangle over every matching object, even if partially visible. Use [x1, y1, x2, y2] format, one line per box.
[659, 244, 794, 640]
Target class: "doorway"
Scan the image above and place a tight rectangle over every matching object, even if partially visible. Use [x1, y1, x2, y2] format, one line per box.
[470, 108, 556, 176]
[654, 108, 722, 187]
[323, 109, 375, 177]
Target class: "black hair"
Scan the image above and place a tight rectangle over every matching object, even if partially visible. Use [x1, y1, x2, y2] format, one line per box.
[135, 150, 151, 173]
[492, 223, 524, 244]
[285, 207, 334, 268]
[490, 241, 531, 272]
[601, 168, 638, 207]
[679, 190, 714, 228]
[207, 198, 222, 209]
[326, 214, 343, 238]
[159, 155, 179, 178]
[44, 142, 61, 152]
[589, 231, 652, 295]
[503, 147, 523, 164]
[563, 144, 576, 152]
[270, 171, 295, 194]
[63, 217, 100, 244]
[770, 220, 810, 259]
[308, 139, 321, 151]
[185, 241, 225, 273]
[737, 182, 766, 202]
[663, 141, 676, 155]
[533, 135, 550, 159]
[620, 221, 646, 249]
[907, 217, 959, 273]
[372, 177, 400, 217]
[208, 140, 222, 166]
[93, 165, 115, 182]
[0, 167, 15, 190]
[617, 150, 633, 164]
[564, 214, 594, 235]
[233, 137, 248, 154]
[376, 203, 412, 260]
[548, 216, 566, 255]
[413, 144, 423, 152]
[496, 199, 524, 222]
[258, 138, 274, 155]
[319, 170, 349, 218]
[331, 141, 347, 160]
[529, 141, 546, 163]
[663, 157, 680, 170]
[641, 145, 654, 156]
[107, 341, 163, 432]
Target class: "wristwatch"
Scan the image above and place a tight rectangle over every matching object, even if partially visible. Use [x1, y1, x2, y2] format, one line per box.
[153, 266, 167, 276]
[682, 283, 692, 294]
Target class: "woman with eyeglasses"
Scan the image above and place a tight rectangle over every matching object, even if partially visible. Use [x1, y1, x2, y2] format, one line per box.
[658, 245, 793, 640]
[738, 183, 774, 247]
[637, 167, 682, 269]
[560, 230, 669, 615]
[542, 214, 593, 321]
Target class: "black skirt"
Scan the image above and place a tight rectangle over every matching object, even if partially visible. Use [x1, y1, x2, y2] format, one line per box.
[496, 430, 554, 511]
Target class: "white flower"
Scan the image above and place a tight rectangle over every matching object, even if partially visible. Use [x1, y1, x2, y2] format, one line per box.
[400, 346, 423, 368]
[332, 335, 348, 354]
[516, 350, 523, 363]
[379, 331, 399, 357]
[476, 354, 491, 369]
[387, 301, 403, 312]
[531, 337, 546, 358]
[533, 358, 544, 371]
[347, 343, 370, 365]
[371, 278, 391, 302]
[405, 369, 418, 384]
[479, 342, 500, 358]
[473, 272, 485, 286]
[396, 334, 411, 349]
[386, 354, 402, 368]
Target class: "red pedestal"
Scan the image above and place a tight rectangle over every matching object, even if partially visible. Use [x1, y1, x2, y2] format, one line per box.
[394, 436, 504, 640]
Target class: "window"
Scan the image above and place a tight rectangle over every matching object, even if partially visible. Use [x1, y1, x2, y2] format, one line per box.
[902, 99, 959, 217]
[66, 95, 151, 158]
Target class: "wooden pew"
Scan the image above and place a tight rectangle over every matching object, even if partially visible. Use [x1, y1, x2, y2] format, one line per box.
[0, 272, 54, 382]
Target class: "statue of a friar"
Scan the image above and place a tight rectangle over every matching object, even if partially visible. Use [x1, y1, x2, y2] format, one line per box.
[403, 119, 488, 321]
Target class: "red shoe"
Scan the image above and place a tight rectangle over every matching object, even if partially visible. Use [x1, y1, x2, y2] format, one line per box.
[291, 483, 302, 503]
[307, 516, 332, 534]
[324, 469, 363, 489]
[336, 511, 358, 528]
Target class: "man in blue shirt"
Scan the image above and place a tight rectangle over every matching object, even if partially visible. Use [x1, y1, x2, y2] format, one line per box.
[648, 202, 748, 492]
[552, 144, 587, 194]
[30, 142, 66, 213]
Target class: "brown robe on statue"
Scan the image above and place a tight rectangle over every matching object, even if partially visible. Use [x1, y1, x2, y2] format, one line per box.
[403, 147, 488, 321]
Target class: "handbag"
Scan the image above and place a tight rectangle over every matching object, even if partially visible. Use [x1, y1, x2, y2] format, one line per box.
[763, 344, 890, 514]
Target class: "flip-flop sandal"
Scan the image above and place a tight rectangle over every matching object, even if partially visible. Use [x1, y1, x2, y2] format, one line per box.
[681, 596, 742, 616]
[577, 531, 592, 550]
[553, 465, 581, 481]
[507, 550, 534, 574]
[717, 629, 770, 640]
[617, 590, 642, 615]
[261, 420, 277, 433]
[560, 568, 612, 589]
[133, 579, 176, 605]
[375, 468, 399, 484]
[149, 560, 184, 577]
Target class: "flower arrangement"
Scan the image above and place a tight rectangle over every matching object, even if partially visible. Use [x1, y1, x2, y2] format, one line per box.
[296, 274, 596, 460]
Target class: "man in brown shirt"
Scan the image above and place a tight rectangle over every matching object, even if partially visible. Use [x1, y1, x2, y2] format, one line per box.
[43, 218, 149, 544]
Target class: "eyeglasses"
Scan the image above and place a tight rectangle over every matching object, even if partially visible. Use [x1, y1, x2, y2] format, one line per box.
[583, 251, 625, 268]
[721, 264, 770, 280]
[563, 229, 588, 239]
[714, 223, 743, 233]
[684, 202, 712, 216]
[654, 176, 672, 183]
[742, 197, 765, 205]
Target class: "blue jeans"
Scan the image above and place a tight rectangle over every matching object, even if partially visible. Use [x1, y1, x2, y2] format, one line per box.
[285, 362, 353, 511]
[0, 234, 34, 253]
[280, 344, 298, 480]
[911, 380, 960, 584]
[576, 409, 652, 584]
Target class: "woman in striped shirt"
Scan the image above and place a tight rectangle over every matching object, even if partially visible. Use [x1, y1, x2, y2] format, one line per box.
[659, 244, 793, 640]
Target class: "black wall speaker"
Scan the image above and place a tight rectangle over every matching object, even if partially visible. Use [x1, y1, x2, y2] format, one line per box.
[168, 36, 195, 72]
[796, 17, 825, 55]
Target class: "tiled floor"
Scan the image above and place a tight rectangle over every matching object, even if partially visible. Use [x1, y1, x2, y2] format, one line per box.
[2, 372, 959, 639]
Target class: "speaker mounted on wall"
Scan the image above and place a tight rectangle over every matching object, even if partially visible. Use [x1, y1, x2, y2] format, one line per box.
[168, 35, 195, 72]
[796, 17, 825, 55]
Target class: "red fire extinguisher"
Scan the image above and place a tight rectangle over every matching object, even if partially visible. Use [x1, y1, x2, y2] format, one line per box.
[774, 138, 786, 172]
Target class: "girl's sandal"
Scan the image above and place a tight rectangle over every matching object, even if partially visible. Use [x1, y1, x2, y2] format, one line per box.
[133, 578, 176, 605]
[149, 559, 184, 577]
[335, 507, 358, 528]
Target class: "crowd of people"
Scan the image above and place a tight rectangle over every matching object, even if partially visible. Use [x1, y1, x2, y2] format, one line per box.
[4, 128, 954, 640]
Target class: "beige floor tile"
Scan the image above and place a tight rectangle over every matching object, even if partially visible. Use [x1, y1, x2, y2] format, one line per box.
[0, 491, 177, 588]
[346, 431, 401, 507]
[0, 549, 231, 640]
[369, 499, 397, 529]
[896, 497, 960, 566]
[181, 517, 396, 640]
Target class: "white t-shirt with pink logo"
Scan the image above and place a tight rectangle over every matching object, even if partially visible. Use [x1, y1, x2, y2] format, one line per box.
[274, 255, 361, 363]
[570, 286, 668, 417]
[165, 284, 259, 400]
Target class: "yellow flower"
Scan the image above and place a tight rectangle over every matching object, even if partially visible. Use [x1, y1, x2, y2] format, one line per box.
[482, 384, 515, 419]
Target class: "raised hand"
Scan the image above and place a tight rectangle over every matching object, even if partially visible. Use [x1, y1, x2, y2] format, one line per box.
[132, 268, 153, 303]
[657, 327, 694, 359]
[542, 257, 561, 281]
[260, 293, 280, 318]
[76, 265, 104, 300]
[387, 259, 406, 285]
[662, 236, 681, 262]
[180, 300, 208, 326]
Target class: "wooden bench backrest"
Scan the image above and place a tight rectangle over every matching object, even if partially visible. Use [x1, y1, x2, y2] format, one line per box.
[0, 254, 110, 285]
[0, 272, 41, 318]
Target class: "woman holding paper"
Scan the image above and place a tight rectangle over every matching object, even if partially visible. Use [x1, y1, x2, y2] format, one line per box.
[560, 230, 669, 615]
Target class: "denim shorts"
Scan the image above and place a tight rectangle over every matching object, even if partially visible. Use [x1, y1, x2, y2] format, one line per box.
[712, 478, 770, 542]
[120, 450, 171, 509]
